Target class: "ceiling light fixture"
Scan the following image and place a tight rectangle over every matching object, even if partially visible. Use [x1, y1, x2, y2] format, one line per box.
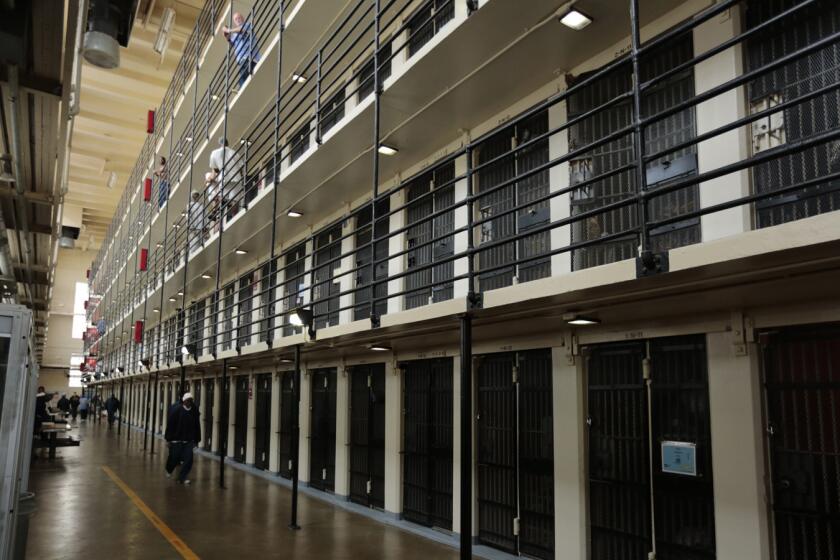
[558, 7, 593, 30]
[287, 209, 303, 218]
[291, 73, 307, 84]
[201, 273, 212, 279]
[235, 248, 247, 255]
[378, 144, 398, 156]
[106, 171, 118, 189]
[153, 308, 160, 313]
[168, 297, 177, 302]
[369, 343, 391, 352]
[563, 312, 600, 326]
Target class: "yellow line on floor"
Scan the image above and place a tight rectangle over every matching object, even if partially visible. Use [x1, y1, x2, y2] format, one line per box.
[101, 466, 200, 560]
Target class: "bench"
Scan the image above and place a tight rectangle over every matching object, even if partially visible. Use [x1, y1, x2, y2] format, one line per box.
[34, 431, 80, 460]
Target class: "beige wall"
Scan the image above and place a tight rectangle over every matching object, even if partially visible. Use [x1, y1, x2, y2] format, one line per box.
[43, 248, 90, 369]
[38, 368, 71, 394]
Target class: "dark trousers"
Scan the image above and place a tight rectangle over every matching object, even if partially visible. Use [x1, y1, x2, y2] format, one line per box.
[165, 442, 195, 482]
[80, 409, 88, 420]
[107, 411, 116, 426]
[238, 59, 256, 87]
[71, 408, 78, 420]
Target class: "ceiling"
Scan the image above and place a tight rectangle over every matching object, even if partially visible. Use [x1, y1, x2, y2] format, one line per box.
[65, 0, 202, 247]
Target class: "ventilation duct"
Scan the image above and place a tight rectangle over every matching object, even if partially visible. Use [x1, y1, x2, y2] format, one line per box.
[82, 0, 138, 69]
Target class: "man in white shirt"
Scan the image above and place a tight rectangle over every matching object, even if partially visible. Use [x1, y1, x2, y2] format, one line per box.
[208, 137, 243, 218]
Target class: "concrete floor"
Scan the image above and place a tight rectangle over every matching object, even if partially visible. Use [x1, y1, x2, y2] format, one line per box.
[26, 420, 461, 559]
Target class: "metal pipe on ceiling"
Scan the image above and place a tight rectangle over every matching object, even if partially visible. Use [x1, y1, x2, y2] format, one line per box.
[6, 64, 37, 316]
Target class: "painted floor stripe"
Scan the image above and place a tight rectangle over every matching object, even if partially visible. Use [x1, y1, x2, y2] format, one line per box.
[101, 466, 200, 560]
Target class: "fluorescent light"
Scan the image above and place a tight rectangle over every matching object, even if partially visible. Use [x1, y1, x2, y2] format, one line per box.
[201, 273, 212, 279]
[287, 209, 303, 218]
[107, 171, 118, 189]
[177, 291, 183, 296]
[235, 249, 247, 255]
[168, 297, 177, 302]
[563, 312, 600, 326]
[176, 152, 184, 157]
[378, 144, 398, 156]
[559, 8, 592, 30]
[185, 136, 193, 142]
[229, 366, 238, 370]
[369, 344, 390, 352]
[291, 73, 307, 84]
[153, 308, 160, 313]
[279, 358, 294, 363]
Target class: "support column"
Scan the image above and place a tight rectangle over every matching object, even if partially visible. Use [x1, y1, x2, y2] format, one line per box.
[227, 377, 236, 459]
[453, 153, 470, 298]
[387, 189, 406, 315]
[212, 375, 221, 453]
[334, 364, 351, 497]
[338, 218, 356, 326]
[549, 100, 572, 275]
[383, 360, 402, 514]
[246, 372, 256, 464]
[269, 370, 281, 472]
[457, 316, 473, 557]
[706, 331, 770, 559]
[298, 366, 312, 483]
[694, 9, 751, 240]
[551, 345, 586, 556]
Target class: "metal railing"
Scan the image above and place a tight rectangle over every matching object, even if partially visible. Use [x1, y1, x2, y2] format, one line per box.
[87, 0, 840, 378]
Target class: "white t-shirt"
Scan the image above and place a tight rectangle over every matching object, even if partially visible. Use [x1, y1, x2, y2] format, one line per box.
[208, 146, 241, 188]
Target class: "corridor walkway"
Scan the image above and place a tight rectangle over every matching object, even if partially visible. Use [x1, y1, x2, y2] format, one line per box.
[26, 421, 460, 559]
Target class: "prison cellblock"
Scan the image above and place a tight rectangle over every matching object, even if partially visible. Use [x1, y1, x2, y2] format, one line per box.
[254, 373, 272, 470]
[761, 325, 840, 560]
[354, 201, 390, 321]
[746, 0, 840, 228]
[404, 159, 455, 310]
[349, 363, 386, 508]
[477, 349, 555, 559]
[475, 109, 551, 292]
[310, 368, 337, 492]
[278, 371, 295, 479]
[586, 335, 715, 560]
[313, 225, 341, 329]
[234, 376, 249, 463]
[567, 32, 699, 271]
[203, 379, 214, 451]
[402, 357, 453, 529]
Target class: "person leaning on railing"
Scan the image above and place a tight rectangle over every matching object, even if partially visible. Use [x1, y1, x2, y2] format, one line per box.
[153, 156, 169, 209]
[222, 12, 261, 88]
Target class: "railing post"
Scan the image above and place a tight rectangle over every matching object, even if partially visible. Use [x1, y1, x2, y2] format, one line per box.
[369, 0, 382, 327]
[629, 0, 650, 255]
[315, 48, 323, 144]
[219, 358, 228, 488]
[289, 343, 302, 530]
[459, 312, 472, 559]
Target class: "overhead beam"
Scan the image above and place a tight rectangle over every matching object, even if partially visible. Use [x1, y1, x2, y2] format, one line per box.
[0, 67, 62, 98]
[0, 185, 53, 205]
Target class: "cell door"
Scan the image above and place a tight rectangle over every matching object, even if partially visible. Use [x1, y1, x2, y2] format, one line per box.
[254, 373, 272, 470]
[761, 326, 840, 560]
[402, 357, 453, 529]
[586, 335, 715, 560]
[477, 350, 554, 559]
[310, 368, 337, 492]
[203, 379, 214, 451]
[312, 226, 341, 330]
[234, 376, 249, 463]
[349, 363, 386, 508]
[220, 377, 230, 456]
[278, 371, 295, 479]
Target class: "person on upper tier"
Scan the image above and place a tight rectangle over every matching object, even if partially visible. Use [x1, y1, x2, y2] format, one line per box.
[164, 392, 201, 485]
[222, 12, 261, 87]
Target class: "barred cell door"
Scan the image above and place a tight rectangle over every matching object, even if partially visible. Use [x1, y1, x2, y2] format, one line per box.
[587, 335, 715, 560]
[402, 357, 453, 529]
[310, 368, 337, 492]
[278, 371, 295, 479]
[349, 363, 386, 508]
[761, 326, 840, 560]
[234, 376, 249, 463]
[254, 373, 272, 470]
[477, 350, 554, 559]
[203, 379, 214, 451]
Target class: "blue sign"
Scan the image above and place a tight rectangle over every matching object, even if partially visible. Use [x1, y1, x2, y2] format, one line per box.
[661, 441, 697, 476]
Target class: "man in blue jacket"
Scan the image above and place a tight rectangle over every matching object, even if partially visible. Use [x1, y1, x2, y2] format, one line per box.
[164, 392, 201, 485]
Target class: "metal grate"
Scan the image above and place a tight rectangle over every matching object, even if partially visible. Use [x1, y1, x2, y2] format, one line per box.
[477, 349, 554, 559]
[203, 379, 214, 452]
[313, 225, 342, 329]
[259, 259, 278, 343]
[349, 363, 386, 508]
[309, 367, 337, 492]
[222, 283, 235, 351]
[405, 160, 456, 309]
[254, 373, 272, 470]
[476, 110, 551, 292]
[761, 325, 840, 560]
[747, 0, 840, 228]
[234, 376, 249, 463]
[237, 273, 253, 348]
[354, 201, 390, 321]
[407, 0, 454, 57]
[587, 335, 715, 559]
[278, 371, 295, 479]
[569, 32, 699, 270]
[402, 357, 453, 529]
